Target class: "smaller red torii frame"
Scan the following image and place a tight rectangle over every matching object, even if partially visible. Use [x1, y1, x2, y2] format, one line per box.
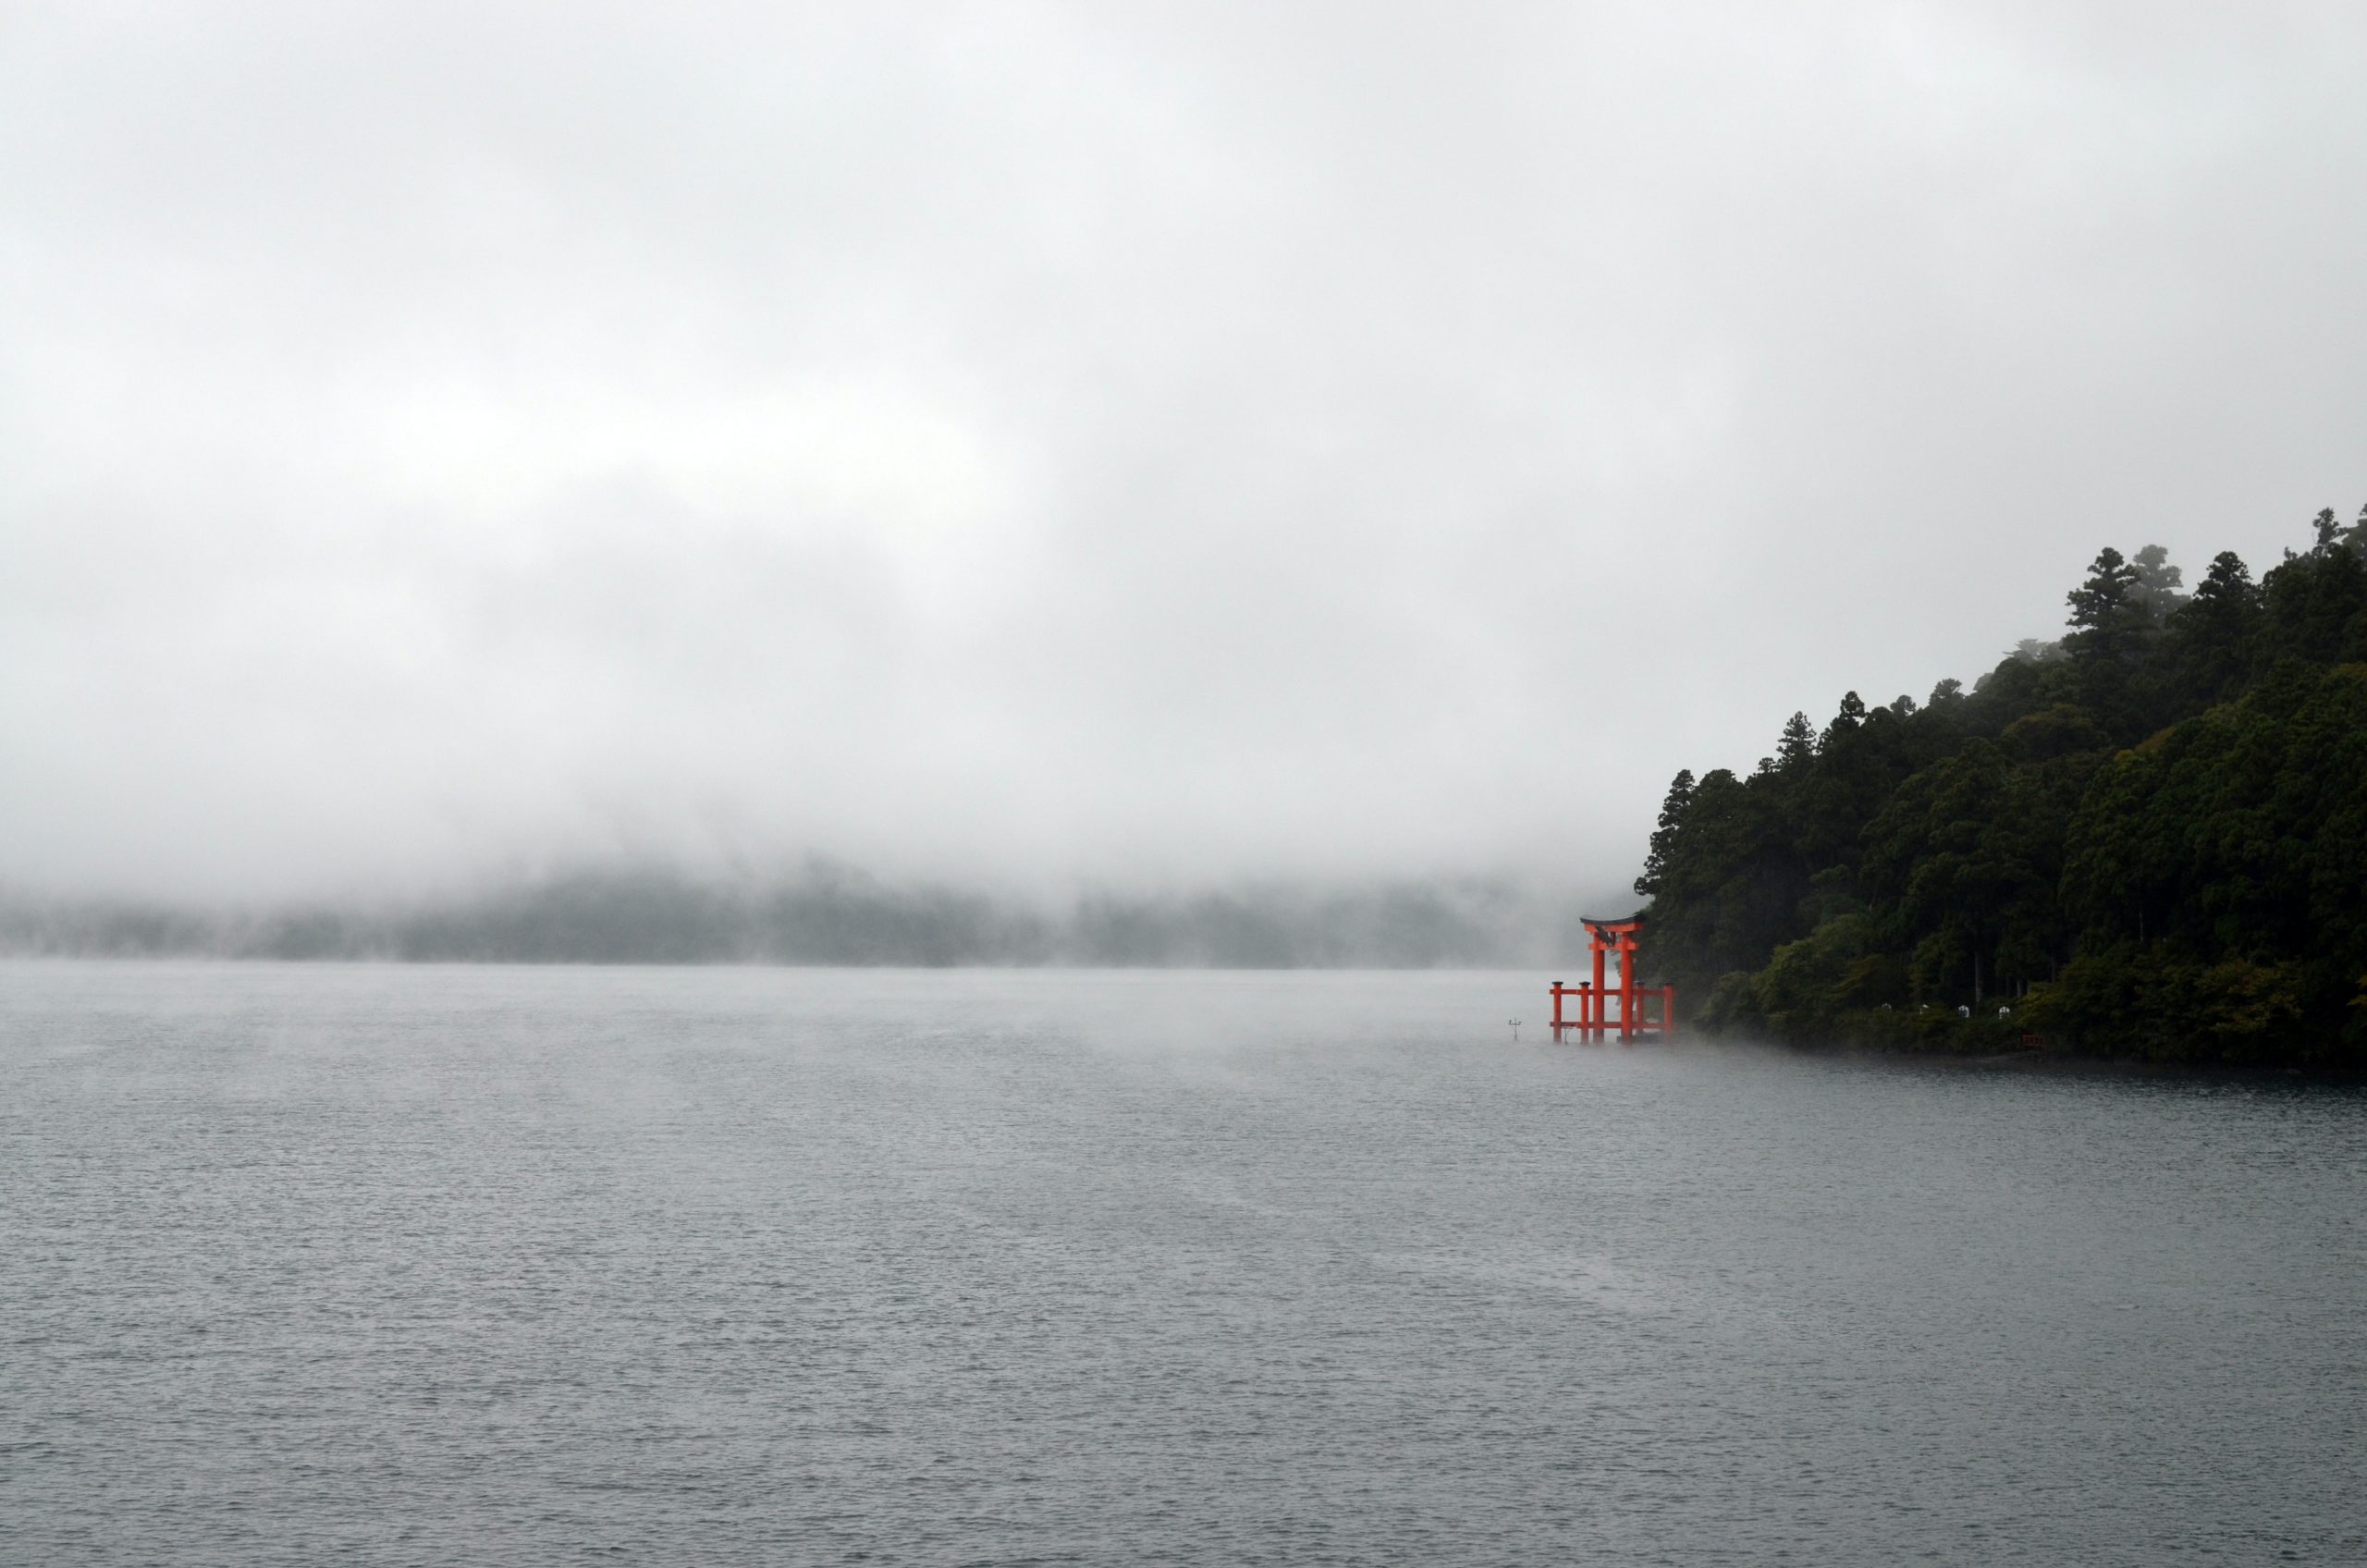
[1551, 913, 1676, 1042]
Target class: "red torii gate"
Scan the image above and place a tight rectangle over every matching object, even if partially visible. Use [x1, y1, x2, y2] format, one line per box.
[1551, 913, 1676, 1042]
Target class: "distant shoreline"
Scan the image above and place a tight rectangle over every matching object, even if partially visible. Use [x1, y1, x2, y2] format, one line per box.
[0, 869, 1605, 972]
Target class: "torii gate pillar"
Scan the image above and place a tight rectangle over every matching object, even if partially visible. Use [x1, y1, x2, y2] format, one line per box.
[1550, 913, 1675, 1042]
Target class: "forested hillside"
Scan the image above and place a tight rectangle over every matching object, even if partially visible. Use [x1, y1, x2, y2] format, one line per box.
[1637, 506, 2367, 1066]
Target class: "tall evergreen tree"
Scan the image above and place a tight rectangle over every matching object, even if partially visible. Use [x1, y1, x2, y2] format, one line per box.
[2129, 544, 2188, 621]
[2064, 546, 2148, 663]
[2159, 551, 2260, 706]
[1635, 769, 1697, 897]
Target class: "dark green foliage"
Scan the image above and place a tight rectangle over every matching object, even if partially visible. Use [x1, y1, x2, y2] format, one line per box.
[1643, 506, 2367, 1067]
[2065, 545, 2150, 666]
[2156, 551, 2262, 709]
[2260, 512, 2367, 668]
[2052, 662, 2367, 1064]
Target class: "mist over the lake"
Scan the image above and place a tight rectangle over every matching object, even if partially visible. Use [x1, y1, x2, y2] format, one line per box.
[6, 3, 2366, 923]
[0, 862, 1606, 968]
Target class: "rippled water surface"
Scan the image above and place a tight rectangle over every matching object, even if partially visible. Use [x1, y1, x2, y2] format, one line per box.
[4, 962, 2362, 1565]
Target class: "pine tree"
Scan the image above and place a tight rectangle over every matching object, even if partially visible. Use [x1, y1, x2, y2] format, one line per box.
[2312, 507, 2340, 553]
[1635, 769, 1697, 896]
[1777, 711, 1816, 772]
[2065, 546, 2149, 664]
[2161, 550, 2260, 704]
[2129, 544, 2188, 621]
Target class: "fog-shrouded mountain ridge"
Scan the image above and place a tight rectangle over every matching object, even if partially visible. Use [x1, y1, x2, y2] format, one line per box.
[0, 863, 1613, 969]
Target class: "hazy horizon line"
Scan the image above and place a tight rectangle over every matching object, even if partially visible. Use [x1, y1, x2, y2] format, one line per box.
[0, 857, 1642, 970]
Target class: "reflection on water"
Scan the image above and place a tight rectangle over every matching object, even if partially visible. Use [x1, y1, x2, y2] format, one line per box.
[4, 962, 2361, 1565]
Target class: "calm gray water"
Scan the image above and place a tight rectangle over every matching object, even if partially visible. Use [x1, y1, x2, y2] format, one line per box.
[3, 962, 2361, 1565]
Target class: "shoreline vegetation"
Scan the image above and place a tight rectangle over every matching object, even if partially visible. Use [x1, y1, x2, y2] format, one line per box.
[1637, 504, 2367, 1071]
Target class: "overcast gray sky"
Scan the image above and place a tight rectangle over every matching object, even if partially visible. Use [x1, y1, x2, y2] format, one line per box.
[4, 1, 2363, 902]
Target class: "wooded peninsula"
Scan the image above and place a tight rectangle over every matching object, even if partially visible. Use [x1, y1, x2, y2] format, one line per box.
[1637, 505, 2367, 1068]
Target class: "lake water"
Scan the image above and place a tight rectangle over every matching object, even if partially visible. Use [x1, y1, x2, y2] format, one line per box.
[3, 962, 2361, 1565]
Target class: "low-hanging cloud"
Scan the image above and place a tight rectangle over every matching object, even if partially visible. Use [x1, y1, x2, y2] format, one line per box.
[4, 1, 2364, 904]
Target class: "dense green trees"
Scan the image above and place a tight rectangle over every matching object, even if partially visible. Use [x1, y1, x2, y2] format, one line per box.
[1638, 503, 2367, 1066]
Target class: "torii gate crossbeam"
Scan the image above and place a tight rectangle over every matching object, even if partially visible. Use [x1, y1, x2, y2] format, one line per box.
[1551, 913, 1675, 1042]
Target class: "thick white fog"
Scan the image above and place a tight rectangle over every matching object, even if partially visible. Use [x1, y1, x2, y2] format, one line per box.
[4, 3, 2364, 903]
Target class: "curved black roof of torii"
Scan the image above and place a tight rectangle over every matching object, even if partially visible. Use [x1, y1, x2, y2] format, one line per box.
[1580, 911, 1650, 928]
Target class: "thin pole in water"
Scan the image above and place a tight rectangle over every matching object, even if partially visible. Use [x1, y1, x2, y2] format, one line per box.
[1508, 1018, 1522, 1043]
